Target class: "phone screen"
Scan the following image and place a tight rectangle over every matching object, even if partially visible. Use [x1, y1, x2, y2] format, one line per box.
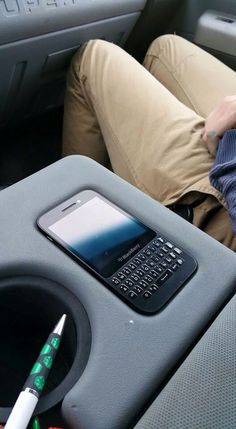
[48, 196, 155, 277]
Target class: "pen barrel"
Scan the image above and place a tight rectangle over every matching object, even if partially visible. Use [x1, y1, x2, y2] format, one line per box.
[23, 333, 61, 396]
[4, 391, 38, 429]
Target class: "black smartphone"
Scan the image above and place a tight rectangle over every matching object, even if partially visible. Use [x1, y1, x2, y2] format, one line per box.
[37, 190, 197, 314]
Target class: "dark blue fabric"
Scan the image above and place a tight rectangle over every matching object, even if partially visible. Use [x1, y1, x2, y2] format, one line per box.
[209, 129, 236, 232]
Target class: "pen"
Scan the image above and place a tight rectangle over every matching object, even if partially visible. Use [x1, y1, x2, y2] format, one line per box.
[32, 417, 41, 429]
[4, 314, 67, 429]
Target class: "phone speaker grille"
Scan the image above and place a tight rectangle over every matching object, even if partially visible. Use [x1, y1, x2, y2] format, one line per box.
[62, 203, 76, 212]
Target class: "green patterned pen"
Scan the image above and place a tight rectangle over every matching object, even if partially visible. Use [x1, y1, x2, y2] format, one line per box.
[5, 314, 67, 429]
[32, 417, 41, 429]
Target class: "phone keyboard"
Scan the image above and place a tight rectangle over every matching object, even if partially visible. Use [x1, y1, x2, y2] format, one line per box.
[108, 235, 196, 313]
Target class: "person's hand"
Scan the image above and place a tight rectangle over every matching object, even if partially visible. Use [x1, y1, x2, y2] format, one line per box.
[202, 96, 236, 156]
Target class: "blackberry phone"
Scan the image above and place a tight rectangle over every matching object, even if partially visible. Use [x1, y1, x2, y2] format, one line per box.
[37, 190, 197, 314]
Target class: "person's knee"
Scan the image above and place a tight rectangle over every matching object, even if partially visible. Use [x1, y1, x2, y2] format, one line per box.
[146, 34, 192, 60]
[71, 39, 117, 77]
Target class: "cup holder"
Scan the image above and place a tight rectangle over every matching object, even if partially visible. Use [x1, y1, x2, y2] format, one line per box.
[0, 276, 91, 422]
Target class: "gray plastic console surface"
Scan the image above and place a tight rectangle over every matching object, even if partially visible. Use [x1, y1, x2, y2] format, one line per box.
[0, 156, 236, 429]
[195, 10, 236, 56]
[0, 0, 146, 44]
[134, 292, 236, 429]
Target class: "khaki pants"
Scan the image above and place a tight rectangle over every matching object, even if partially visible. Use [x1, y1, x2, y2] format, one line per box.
[63, 35, 236, 251]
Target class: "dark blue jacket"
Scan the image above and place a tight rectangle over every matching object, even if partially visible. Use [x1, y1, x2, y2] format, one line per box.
[209, 129, 236, 232]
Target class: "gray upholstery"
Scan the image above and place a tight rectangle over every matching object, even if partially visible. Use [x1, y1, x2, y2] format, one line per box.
[135, 292, 236, 429]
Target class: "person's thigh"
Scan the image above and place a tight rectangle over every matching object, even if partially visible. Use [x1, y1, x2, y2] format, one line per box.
[63, 39, 218, 207]
[143, 34, 236, 118]
[63, 43, 110, 167]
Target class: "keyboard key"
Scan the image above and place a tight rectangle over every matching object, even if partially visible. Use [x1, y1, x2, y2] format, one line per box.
[150, 270, 159, 279]
[153, 239, 161, 248]
[141, 264, 150, 272]
[177, 258, 184, 265]
[170, 252, 177, 259]
[137, 253, 147, 262]
[157, 252, 164, 259]
[143, 249, 152, 257]
[138, 280, 148, 289]
[147, 260, 156, 268]
[143, 291, 152, 299]
[128, 291, 137, 299]
[157, 237, 164, 243]
[162, 246, 169, 254]
[174, 247, 182, 255]
[149, 285, 159, 293]
[155, 266, 164, 274]
[123, 267, 131, 276]
[128, 262, 137, 271]
[161, 261, 168, 269]
[125, 279, 134, 288]
[130, 274, 140, 282]
[166, 242, 174, 249]
[165, 257, 172, 264]
[144, 275, 153, 284]
[117, 272, 126, 280]
[171, 263, 178, 271]
[120, 285, 129, 293]
[134, 285, 143, 294]
[151, 255, 160, 264]
[156, 269, 172, 287]
[133, 258, 142, 266]
[136, 269, 145, 277]
[111, 277, 120, 286]
[147, 245, 156, 253]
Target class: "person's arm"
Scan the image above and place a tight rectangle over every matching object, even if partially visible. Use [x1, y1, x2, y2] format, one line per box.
[202, 96, 236, 155]
[209, 129, 236, 233]
[203, 96, 236, 232]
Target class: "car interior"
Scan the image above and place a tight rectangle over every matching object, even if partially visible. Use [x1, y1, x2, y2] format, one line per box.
[0, 0, 236, 428]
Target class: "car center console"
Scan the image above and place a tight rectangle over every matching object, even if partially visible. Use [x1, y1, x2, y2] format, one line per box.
[0, 155, 236, 428]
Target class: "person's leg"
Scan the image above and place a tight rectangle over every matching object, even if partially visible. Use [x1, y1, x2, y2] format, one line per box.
[143, 34, 236, 118]
[142, 34, 236, 249]
[63, 39, 236, 250]
[192, 195, 236, 250]
[63, 43, 110, 168]
[63, 40, 213, 205]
